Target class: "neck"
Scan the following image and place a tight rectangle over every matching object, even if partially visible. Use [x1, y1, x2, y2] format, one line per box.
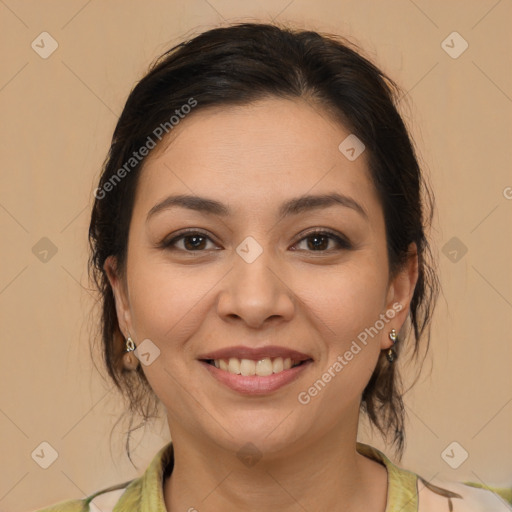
[163, 420, 388, 512]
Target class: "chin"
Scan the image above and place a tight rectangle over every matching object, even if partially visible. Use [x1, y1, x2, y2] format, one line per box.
[205, 414, 309, 460]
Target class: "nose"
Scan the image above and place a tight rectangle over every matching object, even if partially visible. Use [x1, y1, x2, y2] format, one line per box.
[216, 243, 295, 329]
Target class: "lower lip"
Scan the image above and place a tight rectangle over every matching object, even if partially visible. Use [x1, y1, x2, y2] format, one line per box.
[199, 360, 313, 395]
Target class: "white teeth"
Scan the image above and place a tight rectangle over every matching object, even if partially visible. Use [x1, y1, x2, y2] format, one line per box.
[272, 357, 283, 373]
[228, 357, 241, 374]
[240, 359, 256, 376]
[212, 356, 304, 376]
[256, 358, 273, 376]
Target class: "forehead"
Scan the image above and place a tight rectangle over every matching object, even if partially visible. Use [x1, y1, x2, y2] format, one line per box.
[134, 97, 378, 219]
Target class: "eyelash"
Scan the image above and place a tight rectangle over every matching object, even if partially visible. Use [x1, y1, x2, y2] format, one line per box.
[160, 228, 353, 253]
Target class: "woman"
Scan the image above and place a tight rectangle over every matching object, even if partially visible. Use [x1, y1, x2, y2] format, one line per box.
[35, 22, 511, 512]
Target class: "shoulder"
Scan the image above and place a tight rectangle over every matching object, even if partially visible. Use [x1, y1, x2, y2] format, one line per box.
[418, 475, 512, 512]
[356, 442, 511, 511]
[32, 441, 174, 512]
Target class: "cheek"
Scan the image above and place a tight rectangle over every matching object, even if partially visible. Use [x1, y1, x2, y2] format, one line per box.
[305, 256, 389, 339]
[295, 267, 389, 419]
[125, 257, 213, 410]
[130, 266, 194, 335]
[299, 253, 389, 399]
[126, 253, 221, 355]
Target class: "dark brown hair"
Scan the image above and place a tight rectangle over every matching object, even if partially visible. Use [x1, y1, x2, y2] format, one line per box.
[88, 22, 438, 463]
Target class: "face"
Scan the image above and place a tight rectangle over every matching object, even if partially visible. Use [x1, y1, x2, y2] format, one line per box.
[105, 97, 417, 458]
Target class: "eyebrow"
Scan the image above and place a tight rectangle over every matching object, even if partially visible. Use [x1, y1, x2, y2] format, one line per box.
[146, 192, 368, 223]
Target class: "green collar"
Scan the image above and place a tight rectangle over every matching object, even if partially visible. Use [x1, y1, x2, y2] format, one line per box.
[110, 441, 418, 512]
[356, 441, 418, 512]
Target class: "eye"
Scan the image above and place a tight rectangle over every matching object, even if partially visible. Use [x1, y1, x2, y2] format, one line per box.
[292, 230, 352, 252]
[160, 228, 352, 253]
[161, 229, 218, 252]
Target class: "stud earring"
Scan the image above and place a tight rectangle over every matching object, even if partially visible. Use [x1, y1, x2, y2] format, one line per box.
[386, 329, 397, 363]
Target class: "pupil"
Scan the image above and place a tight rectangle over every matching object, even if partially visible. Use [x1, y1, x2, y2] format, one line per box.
[309, 235, 327, 251]
[185, 235, 205, 250]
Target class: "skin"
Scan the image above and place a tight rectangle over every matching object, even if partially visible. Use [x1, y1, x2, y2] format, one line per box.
[105, 97, 418, 512]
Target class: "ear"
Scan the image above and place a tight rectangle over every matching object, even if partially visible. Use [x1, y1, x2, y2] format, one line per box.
[103, 255, 133, 339]
[381, 242, 419, 350]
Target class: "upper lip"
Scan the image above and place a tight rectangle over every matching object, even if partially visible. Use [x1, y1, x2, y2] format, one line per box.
[198, 345, 313, 362]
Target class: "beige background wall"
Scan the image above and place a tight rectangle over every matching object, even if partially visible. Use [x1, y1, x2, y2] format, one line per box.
[0, 1, 511, 510]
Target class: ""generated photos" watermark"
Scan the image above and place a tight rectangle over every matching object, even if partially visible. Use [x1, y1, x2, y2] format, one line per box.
[298, 302, 403, 405]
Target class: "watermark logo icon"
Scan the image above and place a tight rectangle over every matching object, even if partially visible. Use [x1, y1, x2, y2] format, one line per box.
[236, 236, 263, 264]
[441, 32, 468, 59]
[441, 441, 468, 469]
[237, 442, 262, 467]
[134, 338, 161, 366]
[31, 32, 58, 59]
[338, 134, 365, 161]
[442, 237, 468, 263]
[31, 441, 59, 469]
[32, 237, 58, 263]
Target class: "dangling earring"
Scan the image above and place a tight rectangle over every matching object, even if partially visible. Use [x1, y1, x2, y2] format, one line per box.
[123, 336, 139, 370]
[386, 328, 397, 363]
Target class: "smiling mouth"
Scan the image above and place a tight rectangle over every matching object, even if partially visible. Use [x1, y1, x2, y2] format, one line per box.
[202, 357, 312, 377]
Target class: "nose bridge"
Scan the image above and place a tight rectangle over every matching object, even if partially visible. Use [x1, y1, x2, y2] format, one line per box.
[217, 235, 295, 326]
[234, 234, 282, 302]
